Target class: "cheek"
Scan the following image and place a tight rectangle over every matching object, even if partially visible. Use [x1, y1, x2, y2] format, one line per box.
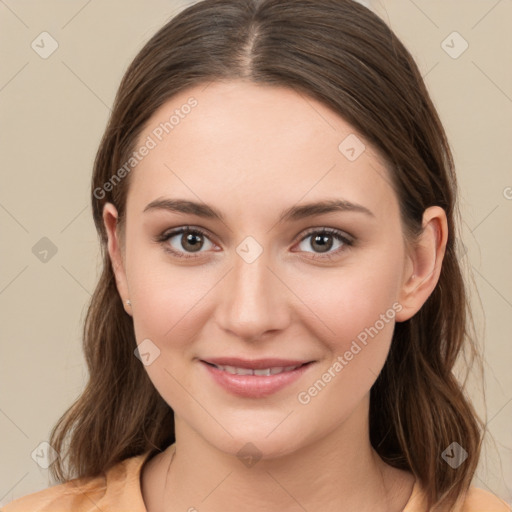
[128, 265, 214, 344]
[292, 269, 401, 421]
[289, 258, 403, 407]
[125, 251, 216, 413]
[291, 256, 402, 350]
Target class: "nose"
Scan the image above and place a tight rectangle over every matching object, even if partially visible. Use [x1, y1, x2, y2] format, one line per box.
[215, 248, 291, 342]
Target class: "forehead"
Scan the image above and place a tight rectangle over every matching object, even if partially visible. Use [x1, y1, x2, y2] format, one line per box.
[127, 80, 398, 222]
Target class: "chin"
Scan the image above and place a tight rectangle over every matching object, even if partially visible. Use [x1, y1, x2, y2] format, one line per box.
[195, 423, 312, 464]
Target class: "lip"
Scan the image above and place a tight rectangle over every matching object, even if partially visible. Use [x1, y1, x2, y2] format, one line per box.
[199, 357, 315, 398]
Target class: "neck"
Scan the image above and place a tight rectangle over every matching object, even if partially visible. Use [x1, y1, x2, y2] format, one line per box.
[144, 395, 414, 512]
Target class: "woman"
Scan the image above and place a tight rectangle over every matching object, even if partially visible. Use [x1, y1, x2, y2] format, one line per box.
[4, 0, 509, 510]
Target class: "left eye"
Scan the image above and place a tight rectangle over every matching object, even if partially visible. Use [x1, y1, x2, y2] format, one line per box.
[295, 228, 353, 258]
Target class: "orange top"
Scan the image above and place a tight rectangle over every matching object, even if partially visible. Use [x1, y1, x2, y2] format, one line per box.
[2, 444, 510, 512]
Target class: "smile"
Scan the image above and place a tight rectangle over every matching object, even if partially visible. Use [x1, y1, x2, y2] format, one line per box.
[199, 359, 315, 398]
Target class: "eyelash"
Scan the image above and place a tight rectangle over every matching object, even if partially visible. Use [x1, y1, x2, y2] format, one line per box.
[154, 226, 354, 261]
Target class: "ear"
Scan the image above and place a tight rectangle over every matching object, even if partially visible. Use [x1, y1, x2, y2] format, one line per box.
[103, 202, 131, 316]
[395, 206, 448, 322]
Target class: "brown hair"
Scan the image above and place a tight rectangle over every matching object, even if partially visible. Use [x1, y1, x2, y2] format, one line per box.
[49, 1, 486, 509]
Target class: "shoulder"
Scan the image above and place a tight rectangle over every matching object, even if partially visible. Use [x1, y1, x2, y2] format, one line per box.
[1, 476, 106, 512]
[459, 486, 511, 512]
[398, 478, 511, 512]
[1, 451, 153, 512]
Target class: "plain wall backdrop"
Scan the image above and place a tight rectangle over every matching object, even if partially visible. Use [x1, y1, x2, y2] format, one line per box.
[1, 0, 511, 506]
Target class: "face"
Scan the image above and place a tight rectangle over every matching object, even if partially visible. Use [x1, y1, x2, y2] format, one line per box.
[104, 80, 445, 459]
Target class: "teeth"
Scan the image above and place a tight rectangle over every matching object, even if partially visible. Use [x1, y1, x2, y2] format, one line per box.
[213, 364, 302, 375]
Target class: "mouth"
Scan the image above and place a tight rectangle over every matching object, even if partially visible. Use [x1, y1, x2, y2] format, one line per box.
[199, 357, 315, 398]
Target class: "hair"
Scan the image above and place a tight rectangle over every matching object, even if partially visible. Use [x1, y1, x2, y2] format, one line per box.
[49, 0, 487, 510]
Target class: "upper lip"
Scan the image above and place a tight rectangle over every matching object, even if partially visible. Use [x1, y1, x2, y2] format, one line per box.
[201, 357, 313, 369]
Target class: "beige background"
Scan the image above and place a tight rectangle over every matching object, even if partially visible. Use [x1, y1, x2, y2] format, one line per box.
[1, 0, 511, 506]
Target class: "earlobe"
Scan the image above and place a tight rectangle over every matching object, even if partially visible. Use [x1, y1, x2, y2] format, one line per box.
[102, 203, 131, 315]
[395, 206, 448, 322]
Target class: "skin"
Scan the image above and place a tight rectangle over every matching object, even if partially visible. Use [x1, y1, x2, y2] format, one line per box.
[103, 80, 448, 512]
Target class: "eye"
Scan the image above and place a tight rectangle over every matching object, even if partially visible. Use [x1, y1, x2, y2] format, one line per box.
[294, 228, 353, 260]
[155, 226, 354, 261]
[156, 226, 216, 259]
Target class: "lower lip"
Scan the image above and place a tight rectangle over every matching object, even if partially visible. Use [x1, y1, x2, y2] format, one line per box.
[200, 361, 314, 398]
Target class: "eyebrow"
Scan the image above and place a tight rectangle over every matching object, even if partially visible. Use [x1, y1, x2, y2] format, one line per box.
[143, 198, 374, 222]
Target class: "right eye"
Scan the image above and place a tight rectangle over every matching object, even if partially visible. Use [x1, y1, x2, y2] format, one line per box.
[156, 226, 217, 259]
